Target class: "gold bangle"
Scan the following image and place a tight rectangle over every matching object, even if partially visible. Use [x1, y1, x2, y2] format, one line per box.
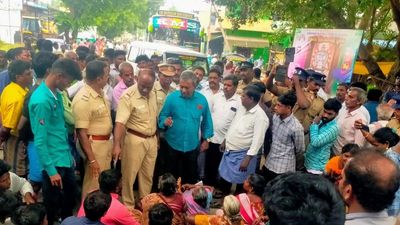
[89, 159, 96, 164]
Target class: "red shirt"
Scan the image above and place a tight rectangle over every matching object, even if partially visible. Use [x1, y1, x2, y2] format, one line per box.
[78, 193, 140, 225]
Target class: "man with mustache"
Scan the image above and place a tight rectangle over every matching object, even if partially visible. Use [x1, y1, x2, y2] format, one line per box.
[304, 98, 342, 174]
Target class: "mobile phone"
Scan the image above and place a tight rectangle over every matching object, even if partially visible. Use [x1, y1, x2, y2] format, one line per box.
[275, 65, 288, 82]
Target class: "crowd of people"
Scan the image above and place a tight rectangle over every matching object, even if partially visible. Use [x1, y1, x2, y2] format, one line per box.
[0, 42, 399, 225]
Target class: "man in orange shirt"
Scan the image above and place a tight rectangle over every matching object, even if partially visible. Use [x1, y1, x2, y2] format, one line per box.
[325, 143, 360, 181]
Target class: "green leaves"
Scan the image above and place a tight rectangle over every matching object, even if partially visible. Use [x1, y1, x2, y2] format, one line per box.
[55, 0, 164, 40]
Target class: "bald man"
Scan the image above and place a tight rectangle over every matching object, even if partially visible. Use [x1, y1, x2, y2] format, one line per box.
[338, 149, 400, 225]
[112, 69, 158, 208]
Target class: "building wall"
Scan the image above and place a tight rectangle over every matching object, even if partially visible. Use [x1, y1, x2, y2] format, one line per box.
[0, 0, 23, 44]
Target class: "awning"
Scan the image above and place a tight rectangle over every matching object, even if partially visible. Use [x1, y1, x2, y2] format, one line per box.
[225, 36, 269, 48]
[353, 61, 394, 76]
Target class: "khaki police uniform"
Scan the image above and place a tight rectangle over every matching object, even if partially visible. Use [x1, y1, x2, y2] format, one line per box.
[116, 84, 158, 208]
[154, 82, 175, 114]
[293, 89, 325, 133]
[72, 84, 113, 196]
[236, 78, 259, 96]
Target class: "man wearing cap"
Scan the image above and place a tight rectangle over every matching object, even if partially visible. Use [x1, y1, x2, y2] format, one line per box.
[292, 69, 326, 134]
[152, 63, 176, 189]
[154, 63, 176, 112]
[236, 61, 258, 95]
[112, 62, 135, 111]
[72, 60, 113, 197]
[167, 58, 183, 89]
[112, 69, 158, 209]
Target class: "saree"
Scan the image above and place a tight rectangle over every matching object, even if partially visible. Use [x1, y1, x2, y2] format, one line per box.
[236, 193, 265, 225]
[141, 193, 185, 225]
[183, 188, 213, 216]
[195, 215, 245, 225]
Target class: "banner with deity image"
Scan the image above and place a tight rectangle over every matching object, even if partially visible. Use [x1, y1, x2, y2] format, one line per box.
[289, 29, 363, 94]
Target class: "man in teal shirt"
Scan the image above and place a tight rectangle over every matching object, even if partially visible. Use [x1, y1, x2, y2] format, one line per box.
[159, 70, 213, 184]
[304, 98, 342, 174]
[29, 58, 81, 225]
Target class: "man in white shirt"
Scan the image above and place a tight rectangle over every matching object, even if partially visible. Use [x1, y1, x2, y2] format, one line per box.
[204, 75, 241, 187]
[109, 50, 126, 88]
[338, 150, 399, 225]
[0, 160, 35, 204]
[218, 84, 269, 194]
[333, 87, 369, 155]
[200, 66, 223, 105]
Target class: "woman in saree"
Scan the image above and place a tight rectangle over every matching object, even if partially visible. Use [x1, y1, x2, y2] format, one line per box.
[236, 174, 266, 225]
[186, 195, 244, 225]
[141, 173, 185, 225]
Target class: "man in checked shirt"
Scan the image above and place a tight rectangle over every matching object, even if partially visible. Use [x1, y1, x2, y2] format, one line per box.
[263, 92, 305, 183]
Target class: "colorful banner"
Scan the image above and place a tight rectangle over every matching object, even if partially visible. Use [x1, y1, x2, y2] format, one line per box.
[152, 16, 200, 34]
[290, 29, 363, 93]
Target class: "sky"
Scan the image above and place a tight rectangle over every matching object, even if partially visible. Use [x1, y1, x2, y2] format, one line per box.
[160, 0, 211, 13]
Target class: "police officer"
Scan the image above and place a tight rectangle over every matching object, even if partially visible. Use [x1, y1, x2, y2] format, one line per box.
[154, 63, 176, 113]
[72, 60, 113, 196]
[236, 61, 258, 95]
[292, 69, 326, 133]
[112, 68, 158, 209]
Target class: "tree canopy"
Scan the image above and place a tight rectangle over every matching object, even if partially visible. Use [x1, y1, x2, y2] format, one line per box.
[55, 0, 163, 41]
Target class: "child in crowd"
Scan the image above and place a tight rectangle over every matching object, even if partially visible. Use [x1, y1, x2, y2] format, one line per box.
[325, 144, 361, 182]
[11, 204, 47, 225]
[0, 160, 35, 204]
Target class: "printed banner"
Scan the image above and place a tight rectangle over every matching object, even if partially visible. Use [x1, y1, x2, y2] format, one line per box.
[290, 29, 363, 94]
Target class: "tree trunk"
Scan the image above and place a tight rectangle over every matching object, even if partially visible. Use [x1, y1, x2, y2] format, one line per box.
[358, 44, 386, 79]
[389, 0, 400, 80]
[71, 28, 79, 41]
[64, 28, 70, 44]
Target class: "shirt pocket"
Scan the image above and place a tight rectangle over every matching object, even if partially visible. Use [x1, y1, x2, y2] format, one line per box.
[94, 103, 108, 118]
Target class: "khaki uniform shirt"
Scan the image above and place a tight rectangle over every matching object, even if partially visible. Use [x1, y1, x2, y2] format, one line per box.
[387, 118, 400, 135]
[153, 81, 175, 114]
[236, 78, 259, 96]
[293, 90, 325, 132]
[116, 84, 158, 136]
[72, 84, 112, 135]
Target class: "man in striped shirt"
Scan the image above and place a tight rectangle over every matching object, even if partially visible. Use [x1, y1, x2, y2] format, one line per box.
[263, 92, 305, 183]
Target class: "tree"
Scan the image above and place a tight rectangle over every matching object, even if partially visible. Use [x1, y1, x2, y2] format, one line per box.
[215, 0, 396, 79]
[55, 0, 163, 42]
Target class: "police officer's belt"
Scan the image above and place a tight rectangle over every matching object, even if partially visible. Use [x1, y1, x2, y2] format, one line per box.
[127, 129, 156, 139]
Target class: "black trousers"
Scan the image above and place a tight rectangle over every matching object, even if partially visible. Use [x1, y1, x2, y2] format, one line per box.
[166, 143, 199, 184]
[152, 137, 169, 191]
[204, 142, 223, 187]
[219, 177, 244, 195]
[261, 166, 279, 184]
[42, 167, 78, 225]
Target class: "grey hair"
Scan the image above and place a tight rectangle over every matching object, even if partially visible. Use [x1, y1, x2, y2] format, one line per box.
[192, 187, 208, 209]
[349, 87, 367, 104]
[118, 62, 133, 71]
[223, 195, 242, 223]
[180, 70, 197, 85]
[376, 103, 394, 121]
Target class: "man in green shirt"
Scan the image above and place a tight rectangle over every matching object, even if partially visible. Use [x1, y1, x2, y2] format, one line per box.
[29, 58, 81, 225]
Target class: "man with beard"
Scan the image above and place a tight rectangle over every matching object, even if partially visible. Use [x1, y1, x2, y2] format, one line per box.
[236, 61, 257, 95]
[304, 98, 342, 174]
[292, 70, 326, 134]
